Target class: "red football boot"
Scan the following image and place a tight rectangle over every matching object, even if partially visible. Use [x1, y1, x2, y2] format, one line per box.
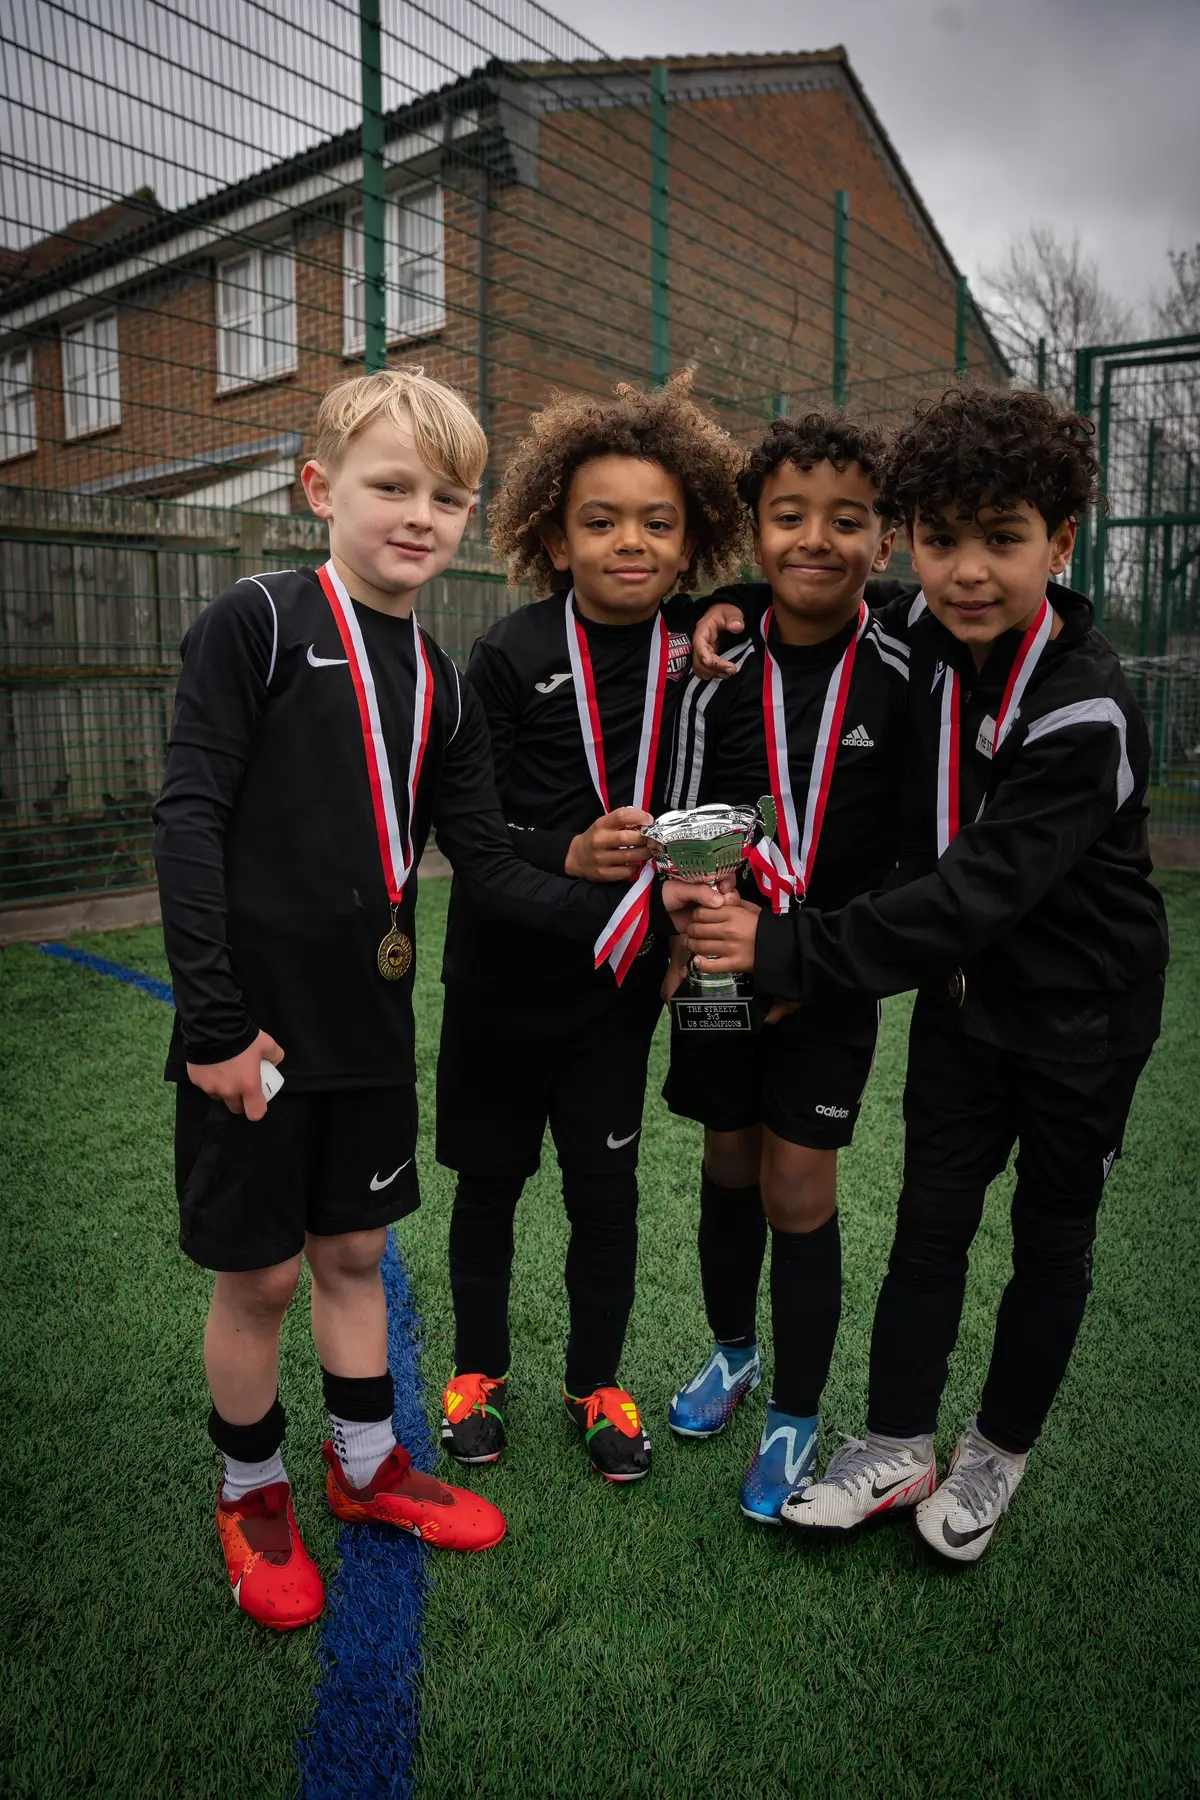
[323, 1441, 506, 1552]
[214, 1481, 325, 1630]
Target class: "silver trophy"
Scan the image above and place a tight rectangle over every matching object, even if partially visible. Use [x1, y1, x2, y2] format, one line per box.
[644, 800, 775, 1034]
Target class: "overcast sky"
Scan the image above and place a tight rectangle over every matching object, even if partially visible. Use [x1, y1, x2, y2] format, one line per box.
[551, 0, 1200, 318]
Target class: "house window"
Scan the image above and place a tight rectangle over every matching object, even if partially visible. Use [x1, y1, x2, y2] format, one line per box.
[344, 186, 445, 355]
[0, 346, 37, 461]
[62, 312, 121, 438]
[216, 242, 296, 390]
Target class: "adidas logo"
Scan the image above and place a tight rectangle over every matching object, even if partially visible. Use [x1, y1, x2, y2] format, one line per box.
[840, 723, 874, 748]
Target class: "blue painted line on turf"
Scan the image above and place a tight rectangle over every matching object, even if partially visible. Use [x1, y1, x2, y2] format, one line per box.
[36, 941, 175, 1005]
[296, 1230, 433, 1800]
[40, 932, 433, 1790]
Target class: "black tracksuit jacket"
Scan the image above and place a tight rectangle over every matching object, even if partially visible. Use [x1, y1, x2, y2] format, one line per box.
[754, 584, 1170, 1062]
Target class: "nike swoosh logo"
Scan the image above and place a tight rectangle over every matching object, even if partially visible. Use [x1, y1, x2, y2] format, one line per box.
[942, 1517, 995, 1548]
[308, 645, 349, 667]
[370, 1159, 412, 1191]
[871, 1470, 921, 1500]
[607, 1129, 640, 1150]
[534, 671, 572, 694]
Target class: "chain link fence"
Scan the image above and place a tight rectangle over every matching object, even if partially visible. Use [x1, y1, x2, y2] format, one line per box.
[2, 0, 1007, 904]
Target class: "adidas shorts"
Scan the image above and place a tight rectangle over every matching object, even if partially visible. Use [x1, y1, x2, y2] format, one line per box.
[175, 1080, 419, 1271]
[663, 995, 880, 1150]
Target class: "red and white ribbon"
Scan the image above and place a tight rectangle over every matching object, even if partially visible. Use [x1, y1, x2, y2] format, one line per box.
[747, 601, 867, 914]
[935, 595, 1053, 855]
[318, 558, 432, 905]
[563, 590, 669, 983]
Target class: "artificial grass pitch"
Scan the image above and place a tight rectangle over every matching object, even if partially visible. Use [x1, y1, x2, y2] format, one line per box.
[2, 881, 1199, 1798]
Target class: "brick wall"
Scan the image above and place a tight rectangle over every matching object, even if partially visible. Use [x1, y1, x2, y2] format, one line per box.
[1, 69, 997, 509]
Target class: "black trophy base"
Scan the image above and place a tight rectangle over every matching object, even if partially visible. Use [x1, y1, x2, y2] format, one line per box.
[670, 976, 765, 1035]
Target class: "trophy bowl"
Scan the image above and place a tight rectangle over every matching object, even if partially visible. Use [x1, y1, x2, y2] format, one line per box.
[644, 801, 771, 1034]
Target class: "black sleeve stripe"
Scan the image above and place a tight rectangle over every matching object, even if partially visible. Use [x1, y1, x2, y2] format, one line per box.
[868, 623, 910, 659]
[864, 636, 910, 681]
[670, 640, 757, 811]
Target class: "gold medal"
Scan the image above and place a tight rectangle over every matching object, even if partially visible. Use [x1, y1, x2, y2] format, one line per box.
[378, 928, 413, 981]
[377, 904, 413, 981]
[636, 932, 656, 958]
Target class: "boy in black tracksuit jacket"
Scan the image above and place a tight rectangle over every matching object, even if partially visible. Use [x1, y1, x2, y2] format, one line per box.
[436, 375, 748, 1483]
[658, 414, 908, 1525]
[681, 386, 1169, 1562]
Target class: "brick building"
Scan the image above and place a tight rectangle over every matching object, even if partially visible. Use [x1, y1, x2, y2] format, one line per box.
[0, 47, 1006, 518]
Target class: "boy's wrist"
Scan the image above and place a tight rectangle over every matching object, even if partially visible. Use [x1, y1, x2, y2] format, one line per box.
[181, 1021, 260, 1066]
[752, 909, 804, 1004]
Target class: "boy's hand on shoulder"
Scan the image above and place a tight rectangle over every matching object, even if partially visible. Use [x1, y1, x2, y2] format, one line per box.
[691, 602, 746, 679]
[187, 1030, 284, 1123]
[565, 808, 654, 882]
[681, 892, 762, 972]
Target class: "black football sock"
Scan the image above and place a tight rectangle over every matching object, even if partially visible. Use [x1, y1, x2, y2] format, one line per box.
[322, 1368, 396, 1488]
[976, 1277, 1089, 1455]
[562, 1170, 638, 1395]
[209, 1397, 287, 1502]
[448, 1172, 525, 1376]
[697, 1170, 766, 1348]
[768, 1212, 842, 1417]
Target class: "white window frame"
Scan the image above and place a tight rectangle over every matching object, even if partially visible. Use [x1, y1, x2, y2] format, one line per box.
[216, 241, 296, 392]
[343, 185, 445, 356]
[61, 311, 121, 439]
[0, 345, 37, 462]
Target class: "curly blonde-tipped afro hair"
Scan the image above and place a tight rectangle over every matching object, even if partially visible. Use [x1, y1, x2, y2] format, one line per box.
[489, 371, 750, 597]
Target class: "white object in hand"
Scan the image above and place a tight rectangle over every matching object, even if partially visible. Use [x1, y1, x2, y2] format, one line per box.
[260, 1059, 284, 1102]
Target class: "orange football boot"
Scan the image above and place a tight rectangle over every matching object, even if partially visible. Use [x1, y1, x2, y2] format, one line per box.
[214, 1481, 325, 1630]
[564, 1385, 653, 1482]
[323, 1441, 506, 1551]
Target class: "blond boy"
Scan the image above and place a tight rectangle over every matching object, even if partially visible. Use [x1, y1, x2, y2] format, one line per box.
[155, 370, 627, 1628]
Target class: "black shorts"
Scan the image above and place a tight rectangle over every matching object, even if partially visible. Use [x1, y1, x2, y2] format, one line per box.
[902, 992, 1152, 1200]
[663, 996, 880, 1150]
[175, 1081, 420, 1271]
[436, 976, 663, 1178]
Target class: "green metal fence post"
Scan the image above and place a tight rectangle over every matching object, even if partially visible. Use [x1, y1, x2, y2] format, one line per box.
[772, 392, 788, 418]
[1138, 422, 1159, 656]
[1094, 362, 1113, 625]
[955, 275, 969, 378]
[832, 190, 849, 408]
[1036, 336, 1047, 391]
[1071, 348, 1094, 593]
[359, 0, 386, 373]
[650, 63, 670, 386]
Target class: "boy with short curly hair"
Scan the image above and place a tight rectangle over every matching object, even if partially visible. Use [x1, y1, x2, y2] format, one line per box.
[660, 409, 906, 1523]
[437, 373, 748, 1482]
[682, 386, 1169, 1559]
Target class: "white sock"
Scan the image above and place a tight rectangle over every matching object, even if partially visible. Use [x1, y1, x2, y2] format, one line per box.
[330, 1413, 396, 1489]
[221, 1449, 287, 1502]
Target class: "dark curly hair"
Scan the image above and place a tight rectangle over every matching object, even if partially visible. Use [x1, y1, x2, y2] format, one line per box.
[489, 371, 749, 597]
[738, 411, 892, 518]
[883, 386, 1101, 532]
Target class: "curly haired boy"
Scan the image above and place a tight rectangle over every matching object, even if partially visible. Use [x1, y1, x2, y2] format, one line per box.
[436, 372, 748, 1483]
[683, 386, 1170, 1560]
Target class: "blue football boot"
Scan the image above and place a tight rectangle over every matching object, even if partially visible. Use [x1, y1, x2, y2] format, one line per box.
[668, 1340, 761, 1438]
[740, 1403, 819, 1525]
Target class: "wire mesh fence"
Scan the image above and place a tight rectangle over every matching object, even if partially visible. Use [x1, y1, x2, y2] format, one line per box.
[1072, 334, 1200, 835]
[4, 0, 1007, 903]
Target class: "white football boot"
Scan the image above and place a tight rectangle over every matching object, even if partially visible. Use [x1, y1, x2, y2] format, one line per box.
[915, 1417, 1028, 1563]
[780, 1430, 936, 1531]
